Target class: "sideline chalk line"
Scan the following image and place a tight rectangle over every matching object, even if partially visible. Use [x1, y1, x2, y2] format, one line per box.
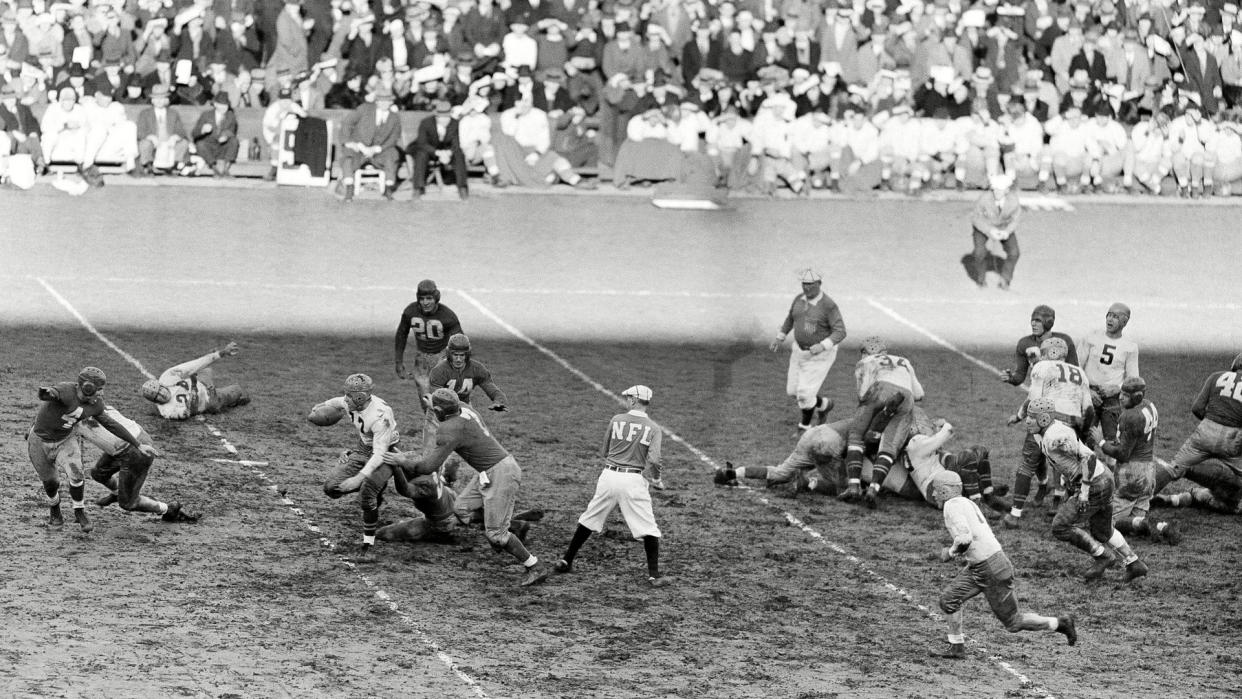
[35, 276, 488, 699]
[13, 273, 1242, 313]
[454, 289, 1056, 699]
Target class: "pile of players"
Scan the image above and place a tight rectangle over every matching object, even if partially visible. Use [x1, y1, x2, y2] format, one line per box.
[715, 302, 1242, 577]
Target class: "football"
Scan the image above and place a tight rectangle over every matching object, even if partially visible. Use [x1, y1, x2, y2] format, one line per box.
[307, 401, 347, 426]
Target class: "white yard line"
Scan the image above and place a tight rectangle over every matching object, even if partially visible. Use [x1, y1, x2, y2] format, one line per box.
[35, 277, 489, 699]
[455, 289, 1056, 699]
[14, 273, 1241, 312]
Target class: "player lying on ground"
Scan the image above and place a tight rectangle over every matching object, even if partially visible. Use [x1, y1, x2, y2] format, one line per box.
[383, 389, 552, 586]
[78, 406, 199, 523]
[310, 374, 455, 562]
[140, 341, 250, 420]
[881, 408, 1009, 513]
[928, 470, 1077, 660]
[1151, 352, 1242, 515]
[1025, 397, 1148, 583]
[28, 367, 156, 533]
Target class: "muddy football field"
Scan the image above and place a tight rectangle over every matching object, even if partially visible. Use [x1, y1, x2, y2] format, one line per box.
[1, 187, 1240, 698]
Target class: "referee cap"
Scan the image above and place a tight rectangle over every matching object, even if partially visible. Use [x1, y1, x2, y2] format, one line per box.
[797, 268, 823, 284]
[622, 385, 653, 401]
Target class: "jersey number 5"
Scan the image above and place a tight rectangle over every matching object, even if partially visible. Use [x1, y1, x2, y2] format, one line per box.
[1099, 344, 1115, 365]
[1216, 372, 1242, 402]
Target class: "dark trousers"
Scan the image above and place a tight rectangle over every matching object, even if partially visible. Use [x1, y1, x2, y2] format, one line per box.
[195, 134, 240, 164]
[972, 228, 1020, 286]
[338, 146, 401, 183]
[412, 148, 468, 192]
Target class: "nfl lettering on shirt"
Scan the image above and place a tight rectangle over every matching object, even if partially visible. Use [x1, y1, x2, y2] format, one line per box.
[614, 420, 655, 445]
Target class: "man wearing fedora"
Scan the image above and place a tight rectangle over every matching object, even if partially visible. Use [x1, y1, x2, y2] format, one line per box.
[0, 82, 44, 173]
[134, 83, 190, 175]
[192, 91, 239, 176]
[408, 99, 469, 200]
[336, 84, 403, 200]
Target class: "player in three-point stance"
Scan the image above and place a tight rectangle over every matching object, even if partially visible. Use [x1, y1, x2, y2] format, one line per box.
[554, 385, 669, 587]
[78, 405, 199, 523]
[28, 367, 157, 533]
[310, 373, 455, 562]
[1152, 352, 1242, 515]
[383, 389, 552, 586]
[140, 341, 250, 420]
[839, 336, 924, 509]
[1024, 397, 1148, 583]
[769, 268, 845, 431]
[928, 470, 1077, 660]
[395, 279, 463, 413]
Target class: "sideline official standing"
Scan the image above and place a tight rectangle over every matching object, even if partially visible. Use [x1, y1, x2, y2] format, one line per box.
[553, 385, 670, 587]
[969, 173, 1022, 290]
[770, 268, 846, 430]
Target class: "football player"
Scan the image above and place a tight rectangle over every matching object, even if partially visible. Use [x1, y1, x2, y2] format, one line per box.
[1000, 306, 1078, 526]
[892, 408, 1009, 512]
[28, 367, 156, 532]
[1102, 378, 1181, 543]
[840, 336, 924, 509]
[714, 419, 850, 490]
[929, 470, 1077, 660]
[395, 279, 464, 413]
[1151, 353, 1242, 513]
[428, 333, 508, 410]
[383, 389, 552, 586]
[140, 341, 250, 420]
[77, 406, 198, 523]
[1025, 398, 1148, 583]
[311, 374, 454, 562]
[1078, 303, 1140, 441]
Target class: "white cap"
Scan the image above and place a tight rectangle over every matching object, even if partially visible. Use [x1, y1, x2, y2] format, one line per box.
[797, 267, 824, 283]
[622, 385, 653, 401]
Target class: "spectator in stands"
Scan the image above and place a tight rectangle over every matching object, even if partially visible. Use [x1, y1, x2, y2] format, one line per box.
[336, 84, 402, 200]
[750, 92, 806, 196]
[829, 103, 882, 192]
[1182, 29, 1224, 115]
[1169, 95, 1215, 197]
[458, 95, 503, 185]
[82, 79, 138, 175]
[135, 84, 190, 176]
[0, 82, 43, 172]
[613, 105, 682, 188]
[409, 99, 469, 200]
[1208, 108, 1242, 194]
[535, 19, 568, 74]
[494, 96, 596, 188]
[260, 86, 305, 178]
[325, 70, 365, 109]
[40, 87, 88, 168]
[0, 7, 29, 64]
[879, 103, 920, 192]
[1085, 104, 1128, 191]
[1070, 25, 1109, 86]
[192, 91, 240, 176]
[267, 0, 309, 95]
[462, 0, 506, 74]
[603, 22, 647, 82]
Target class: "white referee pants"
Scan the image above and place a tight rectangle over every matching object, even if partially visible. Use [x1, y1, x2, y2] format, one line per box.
[577, 469, 661, 539]
[786, 344, 839, 409]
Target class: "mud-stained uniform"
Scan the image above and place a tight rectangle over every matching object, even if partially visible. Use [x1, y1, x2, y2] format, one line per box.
[429, 358, 508, 406]
[1079, 331, 1139, 438]
[28, 382, 139, 491]
[1105, 399, 1158, 521]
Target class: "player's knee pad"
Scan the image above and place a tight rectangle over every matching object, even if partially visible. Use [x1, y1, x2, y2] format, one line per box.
[484, 527, 510, 550]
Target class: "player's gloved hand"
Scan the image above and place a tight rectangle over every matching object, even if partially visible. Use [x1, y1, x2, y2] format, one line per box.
[1000, 369, 1015, 383]
[220, 341, 240, 357]
[939, 546, 955, 563]
[138, 444, 160, 458]
[37, 386, 56, 401]
[395, 361, 407, 379]
[489, 404, 508, 412]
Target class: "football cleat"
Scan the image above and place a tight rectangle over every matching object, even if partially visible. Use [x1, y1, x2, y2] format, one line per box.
[1057, 615, 1077, 646]
[162, 502, 199, 523]
[1001, 514, 1021, 529]
[838, 483, 863, 503]
[813, 397, 835, 422]
[648, 575, 672, 588]
[553, 559, 573, 574]
[352, 543, 377, 564]
[928, 643, 967, 659]
[47, 505, 65, 528]
[74, 508, 94, 534]
[1124, 559, 1149, 583]
[863, 487, 879, 510]
[512, 508, 545, 522]
[714, 464, 738, 486]
[520, 562, 552, 587]
[95, 493, 118, 508]
[1084, 550, 1116, 581]
[1158, 521, 1183, 546]
[983, 494, 1011, 513]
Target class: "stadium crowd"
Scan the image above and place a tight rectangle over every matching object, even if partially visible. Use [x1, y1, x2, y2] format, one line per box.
[3, 0, 1242, 196]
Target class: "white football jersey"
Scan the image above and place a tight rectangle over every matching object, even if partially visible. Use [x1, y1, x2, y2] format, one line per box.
[855, 353, 924, 401]
[942, 497, 1002, 565]
[322, 395, 399, 455]
[1027, 360, 1092, 419]
[1078, 331, 1139, 395]
[76, 406, 145, 457]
